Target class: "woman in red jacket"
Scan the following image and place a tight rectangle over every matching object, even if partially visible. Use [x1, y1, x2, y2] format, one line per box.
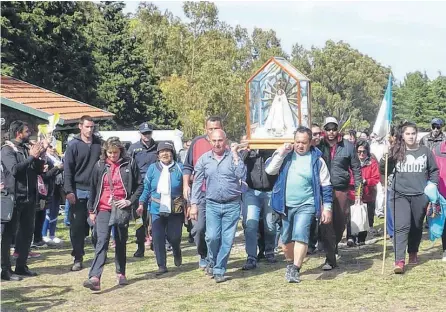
[348, 140, 381, 245]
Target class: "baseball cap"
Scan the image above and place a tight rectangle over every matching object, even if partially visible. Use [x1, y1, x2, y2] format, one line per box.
[138, 122, 153, 133]
[157, 141, 175, 153]
[323, 117, 339, 128]
[431, 118, 444, 126]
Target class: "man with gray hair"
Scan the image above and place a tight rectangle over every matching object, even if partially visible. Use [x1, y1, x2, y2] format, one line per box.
[190, 129, 246, 283]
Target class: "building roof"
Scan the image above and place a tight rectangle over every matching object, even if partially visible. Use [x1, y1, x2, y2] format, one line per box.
[1, 75, 114, 125]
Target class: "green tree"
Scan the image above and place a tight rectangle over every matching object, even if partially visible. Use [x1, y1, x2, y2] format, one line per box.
[91, 1, 175, 128]
[291, 40, 390, 129]
[394, 72, 446, 129]
[1, 1, 98, 103]
[134, 2, 189, 78]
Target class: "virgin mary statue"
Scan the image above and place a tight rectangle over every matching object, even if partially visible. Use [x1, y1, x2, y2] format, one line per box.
[263, 89, 296, 137]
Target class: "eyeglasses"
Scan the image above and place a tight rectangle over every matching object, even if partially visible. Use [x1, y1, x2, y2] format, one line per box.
[357, 150, 366, 154]
[325, 128, 338, 132]
[432, 125, 441, 130]
[312, 132, 321, 136]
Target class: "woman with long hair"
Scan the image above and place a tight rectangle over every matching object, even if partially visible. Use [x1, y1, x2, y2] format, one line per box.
[380, 122, 439, 274]
[83, 137, 142, 291]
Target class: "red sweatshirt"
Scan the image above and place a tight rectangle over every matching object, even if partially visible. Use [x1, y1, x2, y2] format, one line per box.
[348, 157, 380, 202]
[98, 159, 126, 211]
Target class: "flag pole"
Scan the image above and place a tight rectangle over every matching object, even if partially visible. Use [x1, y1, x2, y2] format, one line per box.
[381, 152, 389, 274]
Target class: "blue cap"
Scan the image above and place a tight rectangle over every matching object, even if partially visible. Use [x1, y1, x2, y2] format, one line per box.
[138, 122, 153, 133]
[431, 118, 444, 126]
[157, 141, 175, 153]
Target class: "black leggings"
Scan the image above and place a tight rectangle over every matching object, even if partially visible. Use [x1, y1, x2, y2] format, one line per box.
[389, 191, 428, 262]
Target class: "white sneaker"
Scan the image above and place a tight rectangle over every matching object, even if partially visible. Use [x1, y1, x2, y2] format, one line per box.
[442, 250, 446, 262]
[322, 263, 333, 271]
[43, 236, 52, 244]
[51, 237, 62, 244]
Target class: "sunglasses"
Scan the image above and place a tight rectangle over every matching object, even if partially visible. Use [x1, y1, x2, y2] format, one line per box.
[432, 125, 441, 130]
[325, 127, 338, 132]
[357, 150, 367, 154]
[312, 132, 321, 136]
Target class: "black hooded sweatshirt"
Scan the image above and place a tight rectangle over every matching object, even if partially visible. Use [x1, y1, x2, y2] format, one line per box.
[64, 134, 102, 194]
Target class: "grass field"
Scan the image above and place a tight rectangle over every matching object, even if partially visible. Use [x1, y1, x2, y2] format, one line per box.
[1, 217, 445, 312]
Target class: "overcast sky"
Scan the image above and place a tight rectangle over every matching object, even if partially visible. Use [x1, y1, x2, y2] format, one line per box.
[124, 0, 446, 82]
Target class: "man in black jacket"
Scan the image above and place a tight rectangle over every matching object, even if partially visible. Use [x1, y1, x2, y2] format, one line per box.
[240, 148, 278, 270]
[127, 122, 158, 257]
[64, 115, 102, 271]
[420, 118, 444, 151]
[1, 121, 44, 281]
[317, 117, 362, 270]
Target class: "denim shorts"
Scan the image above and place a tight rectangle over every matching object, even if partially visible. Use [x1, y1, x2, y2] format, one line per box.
[281, 204, 315, 244]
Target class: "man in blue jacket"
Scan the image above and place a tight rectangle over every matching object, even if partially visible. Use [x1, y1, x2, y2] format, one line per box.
[266, 126, 333, 283]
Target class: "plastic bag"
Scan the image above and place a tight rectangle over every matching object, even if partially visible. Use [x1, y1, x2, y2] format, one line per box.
[425, 183, 446, 241]
[350, 202, 370, 235]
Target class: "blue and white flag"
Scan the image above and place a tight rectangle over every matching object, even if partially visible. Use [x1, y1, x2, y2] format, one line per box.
[373, 74, 393, 138]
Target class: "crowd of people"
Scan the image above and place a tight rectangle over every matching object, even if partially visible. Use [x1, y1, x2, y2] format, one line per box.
[1, 114, 445, 287]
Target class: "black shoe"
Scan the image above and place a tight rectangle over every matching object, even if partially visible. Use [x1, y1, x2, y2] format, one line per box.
[15, 266, 38, 277]
[1, 269, 23, 281]
[188, 235, 194, 244]
[174, 254, 182, 267]
[307, 246, 316, 255]
[71, 261, 83, 272]
[265, 255, 277, 264]
[257, 252, 266, 261]
[242, 259, 257, 270]
[214, 274, 227, 283]
[134, 245, 145, 258]
[155, 267, 168, 276]
[32, 241, 48, 248]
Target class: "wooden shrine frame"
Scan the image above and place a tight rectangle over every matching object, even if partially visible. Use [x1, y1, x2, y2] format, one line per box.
[245, 57, 312, 149]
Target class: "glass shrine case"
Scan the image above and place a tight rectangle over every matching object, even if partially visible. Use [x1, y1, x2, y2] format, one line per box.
[245, 57, 311, 149]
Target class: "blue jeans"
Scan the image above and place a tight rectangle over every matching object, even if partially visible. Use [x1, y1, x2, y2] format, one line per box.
[42, 196, 60, 237]
[281, 204, 315, 244]
[206, 199, 241, 276]
[64, 199, 70, 226]
[151, 213, 183, 268]
[386, 190, 394, 238]
[242, 189, 276, 260]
